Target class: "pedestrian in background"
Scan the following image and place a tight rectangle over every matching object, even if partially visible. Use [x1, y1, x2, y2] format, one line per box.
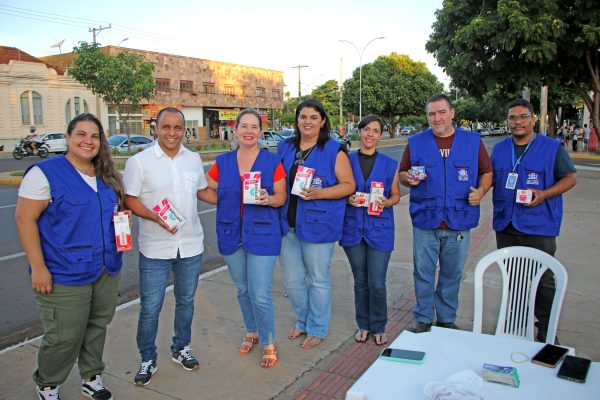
[204, 109, 286, 368]
[399, 94, 492, 333]
[583, 124, 590, 152]
[123, 107, 208, 385]
[491, 98, 576, 343]
[277, 98, 355, 349]
[15, 113, 125, 400]
[572, 125, 580, 152]
[340, 114, 400, 346]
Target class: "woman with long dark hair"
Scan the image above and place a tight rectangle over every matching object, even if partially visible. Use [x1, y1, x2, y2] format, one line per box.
[15, 113, 125, 400]
[277, 99, 355, 349]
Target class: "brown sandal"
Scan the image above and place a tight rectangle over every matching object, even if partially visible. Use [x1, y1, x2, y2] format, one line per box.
[260, 346, 278, 368]
[373, 333, 388, 346]
[239, 335, 259, 355]
[300, 335, 322, 349]
[287, 327, 305, 340]
[354, 329, 370, 342]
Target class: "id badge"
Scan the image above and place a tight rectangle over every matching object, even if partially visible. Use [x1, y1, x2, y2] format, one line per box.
[505, 173, 518, 190]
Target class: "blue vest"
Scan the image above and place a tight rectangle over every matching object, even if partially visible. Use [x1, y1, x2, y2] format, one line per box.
[34, 155, 122, 286]
[491, 134, 562, 236]
[408, 129, 480, 230]
[215, 149, 282, 256]
[340, 151, 397, 251]
[277, 138, 346, 243]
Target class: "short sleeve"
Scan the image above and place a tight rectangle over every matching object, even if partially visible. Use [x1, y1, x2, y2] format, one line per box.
[122, 156, 144, 196]
[399, 144, 411, 171]
[18, 166, 51, 200]
[207, 163, 219, 182]
[477, 140, 493, 174]
[554, 145, 577, 179]
[273, 162, 286, 181]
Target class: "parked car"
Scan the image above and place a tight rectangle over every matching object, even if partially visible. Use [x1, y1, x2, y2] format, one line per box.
[479, 128, 491, 137]
[277, 128, 294, 138]
[37, 132, 67, 153]
[107, 134, 155, 152]
[492, 126, 507, 136]
[330, 131, 351, 151]
[400, 125, 417, 135]
[230, 131, 284, 152]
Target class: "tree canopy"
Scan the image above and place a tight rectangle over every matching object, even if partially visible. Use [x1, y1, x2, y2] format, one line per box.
[343, 53, 443, 137]
[426, 0, 600, 139]
[69, 41, 156, 149]
[310, 79, 341, 127]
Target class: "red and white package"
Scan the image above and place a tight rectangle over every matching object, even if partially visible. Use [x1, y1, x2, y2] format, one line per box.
[291, 165, 315, 196]
[113, 211, 132, 251]
[368, 181, 385, 216]
[516, 189, 533, 204]
[242, 171, 261, 204]
[152, 197, 186, 230]
[354, 192, 369, 207]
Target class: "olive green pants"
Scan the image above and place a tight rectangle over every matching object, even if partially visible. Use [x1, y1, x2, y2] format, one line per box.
[33, 271, 120, 387]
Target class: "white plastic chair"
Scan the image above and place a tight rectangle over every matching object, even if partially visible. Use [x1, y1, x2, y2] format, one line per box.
[473, 246, 568, 343]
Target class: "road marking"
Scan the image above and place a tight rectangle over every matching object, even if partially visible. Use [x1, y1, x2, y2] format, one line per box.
[0, 204, 16, 209]
[0, 252, 25, 261]
[574, 165, 600, 172]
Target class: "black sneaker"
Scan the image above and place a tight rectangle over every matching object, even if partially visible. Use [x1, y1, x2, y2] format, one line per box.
[171, 345, 200, 371]
[407, 321, 432, 333]
[436, 321, 460, 330]
[37, 386, 60, 400]
[81, 375, 112, 400]
[134, 360, 158, 386]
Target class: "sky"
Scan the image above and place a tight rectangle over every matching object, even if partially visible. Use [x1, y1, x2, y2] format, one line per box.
[0, 0, 448, 94]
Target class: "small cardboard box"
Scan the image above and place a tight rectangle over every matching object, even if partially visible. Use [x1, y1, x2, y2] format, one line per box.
[355, 192, 369, 207]
[368, 181, 384, 216]
[410, 166, 426, 180]
[242, 171, 261, 204]
[152, 197, 186, 230]
[291, 165, 315, 196]
[113, 211, 132, 251]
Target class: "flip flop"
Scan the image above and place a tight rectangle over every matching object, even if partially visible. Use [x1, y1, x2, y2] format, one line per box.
[354, 329, 370, 342]
[287, 327, 305, 339]
[373, 333, 389, 346]
[300, 336, 323, 349]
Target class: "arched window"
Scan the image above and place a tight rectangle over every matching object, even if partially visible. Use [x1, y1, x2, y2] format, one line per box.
[20, 91, 43, 125]
[65, 97, 90, 124]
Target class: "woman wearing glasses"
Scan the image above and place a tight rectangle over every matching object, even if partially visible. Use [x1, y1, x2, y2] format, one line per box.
[340, 115, 400, 346]
[277, 98, 355, 349]
[204, 109, 286, 368]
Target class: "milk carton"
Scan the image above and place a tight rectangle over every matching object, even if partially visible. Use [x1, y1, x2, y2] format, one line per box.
[354, 192, 369, 207]
[410, 165, 426, 180]
[291, 165, 315, 196]
[113, 211, 132, 251]
[242, 171, 261, 204]
[516, 189, 533, 204]
[368, 181, 385, 216]
[152, 197, 186, 230]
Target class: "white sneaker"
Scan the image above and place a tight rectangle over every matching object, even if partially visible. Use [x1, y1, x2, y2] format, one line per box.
[81, 374, 113, 400]
[36, 386, 60, 400]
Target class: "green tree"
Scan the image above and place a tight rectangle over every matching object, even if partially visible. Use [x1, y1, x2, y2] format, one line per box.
[69, 41, 156, 153]
[426, 0, 600, 142]
[310, 79, 341, 128]
[343, 53, 443, 137]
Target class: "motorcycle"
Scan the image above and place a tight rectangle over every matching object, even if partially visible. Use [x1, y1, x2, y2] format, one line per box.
[12, 139, 49, 160]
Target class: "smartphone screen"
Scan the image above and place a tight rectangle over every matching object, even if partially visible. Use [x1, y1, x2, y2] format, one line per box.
[380, 348, 426, 363]
[557, 355, 591, 383]
[531, 344, 569, 368]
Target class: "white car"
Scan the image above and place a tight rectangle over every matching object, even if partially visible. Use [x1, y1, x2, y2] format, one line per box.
[37, 132, 67, 153]
[107, 134, 155, 152]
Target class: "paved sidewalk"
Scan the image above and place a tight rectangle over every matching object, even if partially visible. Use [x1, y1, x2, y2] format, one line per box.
[1, 165, 598, 399]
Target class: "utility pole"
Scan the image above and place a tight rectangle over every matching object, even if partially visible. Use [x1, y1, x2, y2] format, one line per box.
[292, 65, 308, 97]
[89, 24, 111, 121]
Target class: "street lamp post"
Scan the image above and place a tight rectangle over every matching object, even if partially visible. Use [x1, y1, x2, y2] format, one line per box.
[117, 37, 129, 47]
[339, 36, 384, 121]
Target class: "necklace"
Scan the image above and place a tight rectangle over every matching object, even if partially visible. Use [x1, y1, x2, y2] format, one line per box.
[294, 145, 315, 166]
[67, 155, 93, 176]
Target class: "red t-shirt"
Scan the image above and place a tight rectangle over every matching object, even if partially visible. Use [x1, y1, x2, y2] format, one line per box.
[399, 134, 492, 229]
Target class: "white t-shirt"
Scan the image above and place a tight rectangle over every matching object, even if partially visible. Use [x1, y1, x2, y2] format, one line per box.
[122, 142, 207, 259]
[18, 166, 98, 200]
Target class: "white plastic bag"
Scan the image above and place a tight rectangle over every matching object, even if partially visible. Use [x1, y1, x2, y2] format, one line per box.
[423, 370, 498, 400]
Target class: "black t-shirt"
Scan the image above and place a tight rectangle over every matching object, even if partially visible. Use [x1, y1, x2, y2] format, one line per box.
[357, 150, 378, 184]
[504, 142, 576, 235]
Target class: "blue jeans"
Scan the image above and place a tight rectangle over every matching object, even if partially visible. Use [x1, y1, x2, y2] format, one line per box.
[279, 230, 334, 338]
[137, 252, 203, 362]
[343, 240, 391, 334]
[224, 247, 277, 345]
[412, 227, 470, 324]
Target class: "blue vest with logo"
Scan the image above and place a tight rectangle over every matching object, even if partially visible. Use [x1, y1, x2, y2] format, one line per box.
[277, 138, 345, 243]
[408, 129, 480, 230]
[340, 151, 397, 251]
[491, 134, 562, 236]
[34, 155, 122, 286]
[215, 149, 282, 256]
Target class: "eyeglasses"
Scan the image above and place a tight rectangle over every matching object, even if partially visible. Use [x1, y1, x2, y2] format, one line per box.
[507, 114, 532, 122]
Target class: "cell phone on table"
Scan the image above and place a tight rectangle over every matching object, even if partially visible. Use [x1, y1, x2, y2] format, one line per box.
[380, 348, 426, 364]
[531, 344, 569, 368]
[557, 355, 591, 383]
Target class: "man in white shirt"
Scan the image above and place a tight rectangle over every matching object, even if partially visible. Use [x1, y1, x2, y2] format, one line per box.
[583, 124, 591, 152]
[123, 107, 208, 386]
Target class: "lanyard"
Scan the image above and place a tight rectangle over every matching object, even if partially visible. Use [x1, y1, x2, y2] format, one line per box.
[511, 135, 535, 172]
